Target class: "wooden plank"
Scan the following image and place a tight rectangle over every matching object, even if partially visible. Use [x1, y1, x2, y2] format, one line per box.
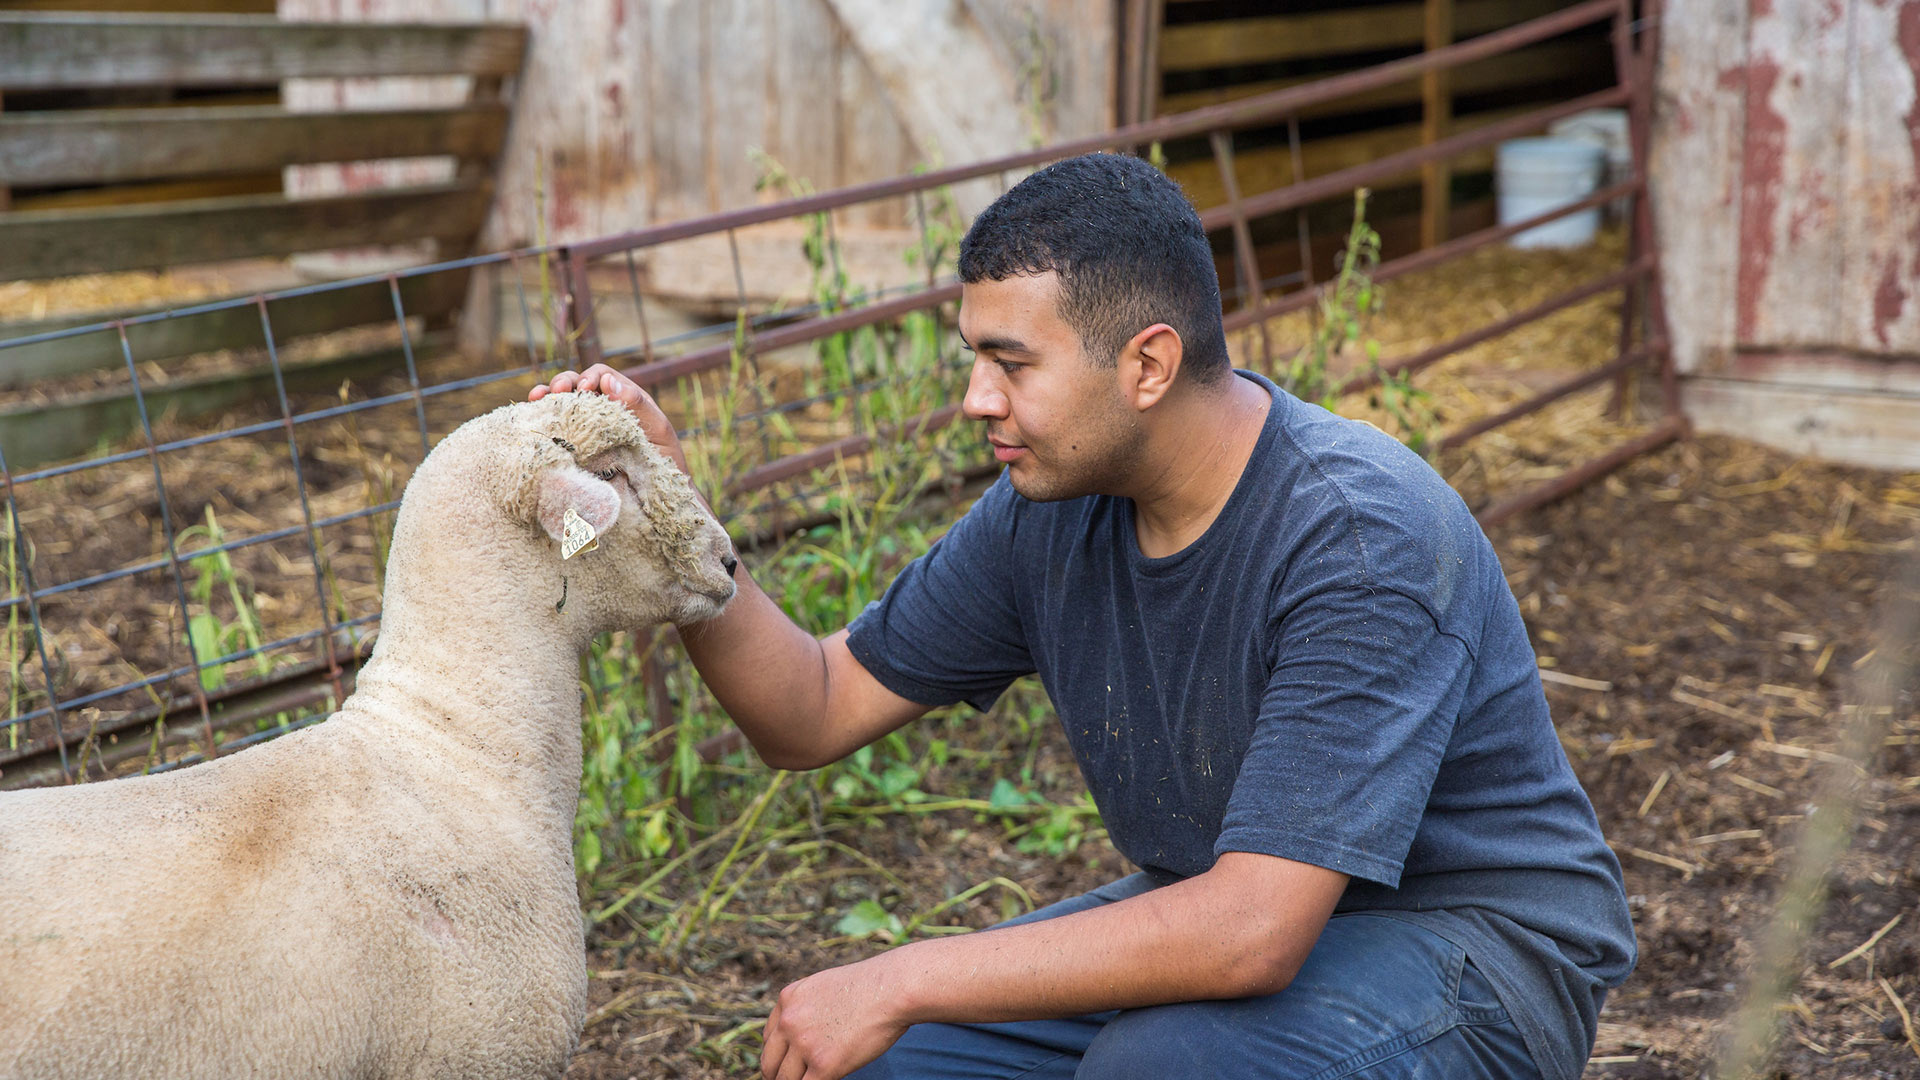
[0, 104, 509, 186]
[1159, 0, 1564, 73]
[0, 15, 527, 89]
[0, 181, 492, 278]
[0, 270, 467, 387]
[1420, 0, 1455, 248]
[1157, 39, 1599, 117]
[0, 1, 275, 11]
[1839, 0, 1920, 353]
[1647, 0, 1746, 374]
[8, 173, 281, 211]
[0, 333, 450, 472]
[1168, 105, 1531, 211]
[707, 0, 774, 217]
[645, 0, 710, 222]
[1735, 0, 1847, 347]
[768, 0, 842, 192]
[1682, 373, 1920, 472]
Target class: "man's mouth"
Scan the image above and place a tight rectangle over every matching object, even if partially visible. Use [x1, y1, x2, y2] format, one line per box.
[987, 436, 1027, 464]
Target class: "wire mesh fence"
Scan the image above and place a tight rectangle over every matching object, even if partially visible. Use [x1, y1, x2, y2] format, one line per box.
[0, 0, 1665, 790]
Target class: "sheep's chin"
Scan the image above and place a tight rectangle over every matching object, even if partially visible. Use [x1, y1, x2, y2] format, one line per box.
[673, 591, 732, 625]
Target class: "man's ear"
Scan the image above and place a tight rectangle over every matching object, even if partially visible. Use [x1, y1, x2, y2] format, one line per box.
[533, 466, 623, 547]
[1122, 323, 1183, 411]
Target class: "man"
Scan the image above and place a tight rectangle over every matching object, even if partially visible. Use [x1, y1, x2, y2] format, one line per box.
[532, 152, 1634, 1080]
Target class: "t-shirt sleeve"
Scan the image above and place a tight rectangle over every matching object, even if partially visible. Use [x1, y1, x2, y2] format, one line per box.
[1214, 584, 1475, 888]
[844, 476, 1034, 711]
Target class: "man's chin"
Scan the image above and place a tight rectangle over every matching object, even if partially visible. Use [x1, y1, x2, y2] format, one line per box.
[1005, 464, 1085, 503]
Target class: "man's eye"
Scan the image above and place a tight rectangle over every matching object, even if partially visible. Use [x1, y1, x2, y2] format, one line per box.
[995, 359, 1020, 375]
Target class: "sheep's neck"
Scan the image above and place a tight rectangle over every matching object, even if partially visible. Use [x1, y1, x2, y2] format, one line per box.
[355, 529, 587, 820]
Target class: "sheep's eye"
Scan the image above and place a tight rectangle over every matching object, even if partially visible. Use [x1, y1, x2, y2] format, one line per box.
[594, 467, 618, 481]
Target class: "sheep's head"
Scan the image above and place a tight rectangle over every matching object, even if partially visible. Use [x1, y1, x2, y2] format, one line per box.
[487, 393, 736, 631]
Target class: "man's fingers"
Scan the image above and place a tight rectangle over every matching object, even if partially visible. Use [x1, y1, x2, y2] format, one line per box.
[576, 362, 624, 395]
[760, 1006, 786, 1079]
[528, 369, 582, 402]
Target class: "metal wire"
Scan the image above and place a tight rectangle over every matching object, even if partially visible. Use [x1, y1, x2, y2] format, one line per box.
[118, 323, 221, 764]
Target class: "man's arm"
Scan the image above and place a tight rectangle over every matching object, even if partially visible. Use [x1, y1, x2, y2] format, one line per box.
[531, 365, 928, 769]
[759, 851, 1348, 1080]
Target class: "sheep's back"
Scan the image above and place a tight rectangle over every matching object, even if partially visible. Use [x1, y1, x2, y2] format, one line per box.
[0, 719, 584, 1079]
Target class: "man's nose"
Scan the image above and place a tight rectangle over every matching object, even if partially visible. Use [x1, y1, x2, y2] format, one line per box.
[962, 358, 1008, 422]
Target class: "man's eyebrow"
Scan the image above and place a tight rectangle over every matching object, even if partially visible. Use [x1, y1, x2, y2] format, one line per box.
[961, 334, 1032, 355]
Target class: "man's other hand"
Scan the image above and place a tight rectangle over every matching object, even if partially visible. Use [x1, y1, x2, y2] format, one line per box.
[530, 364, 690, 475]
[761, 957, 912, 1080]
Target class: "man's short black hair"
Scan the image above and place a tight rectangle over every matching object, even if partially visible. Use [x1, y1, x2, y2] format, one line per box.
[958, 152, 1230, 384]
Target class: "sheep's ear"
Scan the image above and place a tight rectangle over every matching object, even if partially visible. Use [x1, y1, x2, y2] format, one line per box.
[533, 467, 622, 553]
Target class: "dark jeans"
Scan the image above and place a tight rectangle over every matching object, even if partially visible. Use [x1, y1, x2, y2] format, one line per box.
[847, 874, 1543, 1080]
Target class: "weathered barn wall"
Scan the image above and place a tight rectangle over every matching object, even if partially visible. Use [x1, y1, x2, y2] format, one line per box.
[1652, 0, 1920, 468]
[280, 0, 1114, 250]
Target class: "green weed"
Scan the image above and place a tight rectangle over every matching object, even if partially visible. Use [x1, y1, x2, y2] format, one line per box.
[175, 506, 275, 696]
[1283, 189, 1439, 456]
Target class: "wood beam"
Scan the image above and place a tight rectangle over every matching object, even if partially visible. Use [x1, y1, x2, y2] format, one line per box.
[0, 15, 527, 88]
[0, 181, 492, 278]
[0, 104, 509, 187]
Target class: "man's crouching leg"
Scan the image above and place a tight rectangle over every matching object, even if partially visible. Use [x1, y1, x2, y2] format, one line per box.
[1075, 914, 1540, 1080]
[852, 883, 1542, 1079]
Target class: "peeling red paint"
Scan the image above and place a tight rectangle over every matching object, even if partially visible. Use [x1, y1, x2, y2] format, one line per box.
[1788, 167, 1825, 246]
[1737, 56, 1786, 341]
[1900, 3, 1920, 281]
[549, 164, 584, 235]
[612, 0, 628, 32]
[1875, 260, 1908, 348]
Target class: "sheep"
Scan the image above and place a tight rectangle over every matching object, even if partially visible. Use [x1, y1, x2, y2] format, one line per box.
[0, 392, 737, 1080]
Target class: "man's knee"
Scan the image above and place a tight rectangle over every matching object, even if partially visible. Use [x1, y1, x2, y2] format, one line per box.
[1074, 1003, 1221, 1080]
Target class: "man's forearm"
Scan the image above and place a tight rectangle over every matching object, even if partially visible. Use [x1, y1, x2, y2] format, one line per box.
[675, 568, 837, 769]
[762, 853, 1348, 1078]
[882, 860, 1330, 1022]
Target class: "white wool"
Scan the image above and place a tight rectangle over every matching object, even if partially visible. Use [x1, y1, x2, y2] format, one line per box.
[0, 394, 734, 1080]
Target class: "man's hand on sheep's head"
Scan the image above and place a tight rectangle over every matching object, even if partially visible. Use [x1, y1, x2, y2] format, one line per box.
[531, 363, 690, 476]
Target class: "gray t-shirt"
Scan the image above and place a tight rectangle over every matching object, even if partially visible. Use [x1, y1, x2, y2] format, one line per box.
[846, 370, 1635, 1080]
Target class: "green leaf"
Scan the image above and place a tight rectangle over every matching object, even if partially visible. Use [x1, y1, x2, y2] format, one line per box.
[641, 808, 673, 858]
[835, 900, 903, 940]
[577, 829, 603, 877]
[830, 772, 862, 802]
[877, 763, 921, 799]
[989, 778, 1031, 810]
[188, 613, 226, 691]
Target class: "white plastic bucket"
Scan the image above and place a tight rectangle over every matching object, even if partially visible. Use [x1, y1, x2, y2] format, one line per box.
[1548, 109, 1633, 217]
[1497, 137, 1605, 249]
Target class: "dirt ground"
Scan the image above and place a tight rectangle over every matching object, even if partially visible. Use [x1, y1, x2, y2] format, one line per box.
[562, 433, 1920, 1080]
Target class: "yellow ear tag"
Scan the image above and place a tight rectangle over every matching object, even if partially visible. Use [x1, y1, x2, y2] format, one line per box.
[560, 506, 600, 559]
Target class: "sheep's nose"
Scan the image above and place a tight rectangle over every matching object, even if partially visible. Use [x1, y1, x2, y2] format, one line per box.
[721, 553, 739, 577]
